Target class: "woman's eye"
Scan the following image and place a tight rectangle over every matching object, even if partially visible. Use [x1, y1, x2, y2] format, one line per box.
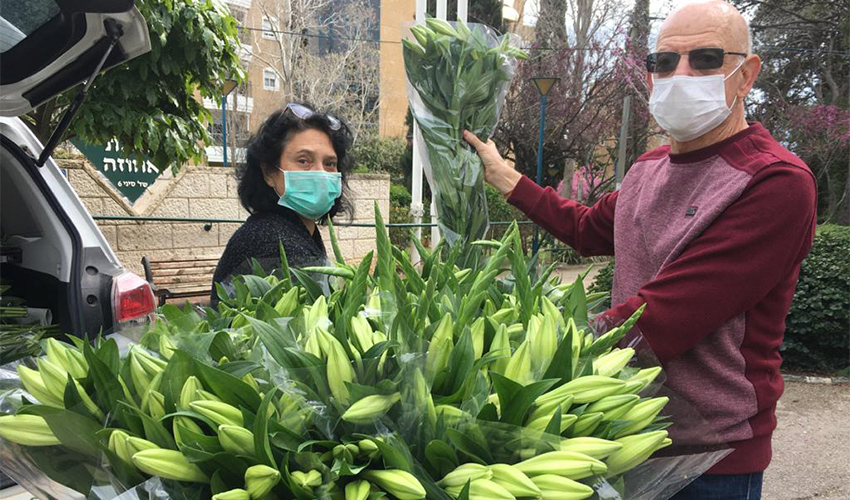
[298, 158, 309, 165]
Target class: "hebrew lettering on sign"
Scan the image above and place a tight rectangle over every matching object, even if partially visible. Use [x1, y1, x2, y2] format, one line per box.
[73, 138, 165, 204]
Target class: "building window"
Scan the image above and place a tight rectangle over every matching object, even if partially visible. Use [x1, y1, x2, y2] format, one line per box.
[263, 68, 278, 91]
[261, 16, 277, 39]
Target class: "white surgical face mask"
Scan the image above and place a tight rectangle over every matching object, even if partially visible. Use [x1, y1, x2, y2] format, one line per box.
[648, 60, 745, 142]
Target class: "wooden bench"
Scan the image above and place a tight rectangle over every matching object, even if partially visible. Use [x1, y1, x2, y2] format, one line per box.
[141, 255, 220, 306]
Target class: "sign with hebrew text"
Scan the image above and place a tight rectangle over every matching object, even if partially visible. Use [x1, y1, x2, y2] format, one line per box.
[71, 138, 162, 204]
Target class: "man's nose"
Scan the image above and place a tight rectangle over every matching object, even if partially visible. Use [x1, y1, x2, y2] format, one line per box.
[674, 54, 695, 76]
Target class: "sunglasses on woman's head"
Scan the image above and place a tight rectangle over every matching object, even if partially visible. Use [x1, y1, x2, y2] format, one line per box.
[284, 102, 342, 130]
[645, 48, 747, 74]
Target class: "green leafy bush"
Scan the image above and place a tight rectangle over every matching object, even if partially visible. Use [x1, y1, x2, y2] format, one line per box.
[352, 136, 408, 177]
[588, 260, 614, 310]
[783, 224, 850, 372]
[389, 184, 413, 250]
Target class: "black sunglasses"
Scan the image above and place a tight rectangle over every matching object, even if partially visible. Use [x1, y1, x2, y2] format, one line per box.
[284, 102, 343, 130]
[646, 48, 747, 74]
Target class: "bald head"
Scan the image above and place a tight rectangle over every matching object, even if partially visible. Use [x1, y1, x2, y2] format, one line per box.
[658, 1, 751, 56]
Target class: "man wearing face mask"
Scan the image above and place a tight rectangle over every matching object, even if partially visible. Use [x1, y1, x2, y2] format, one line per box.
[463, 1, 816, 498]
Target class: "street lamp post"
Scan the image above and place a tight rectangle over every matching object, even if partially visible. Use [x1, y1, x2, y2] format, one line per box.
[221, 79, 238, 168]
[530, 76, 559, 256]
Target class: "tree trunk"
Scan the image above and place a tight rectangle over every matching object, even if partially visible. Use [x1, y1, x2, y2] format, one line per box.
[625, 0, 650, 167]
[561, 158, 575, 198]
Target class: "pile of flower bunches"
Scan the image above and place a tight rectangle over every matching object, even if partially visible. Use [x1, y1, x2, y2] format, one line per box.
[0, 207, 671, 500]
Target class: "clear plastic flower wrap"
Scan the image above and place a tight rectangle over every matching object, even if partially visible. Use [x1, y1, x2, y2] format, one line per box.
[0, 217, 732, 500]
[402, 19, 526, 252]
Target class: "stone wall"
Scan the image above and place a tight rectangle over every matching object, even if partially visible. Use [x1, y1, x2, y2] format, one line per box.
[58, 158, 390, 276]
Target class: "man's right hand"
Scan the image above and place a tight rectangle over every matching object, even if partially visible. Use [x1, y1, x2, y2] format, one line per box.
[463, 130, 522, 197]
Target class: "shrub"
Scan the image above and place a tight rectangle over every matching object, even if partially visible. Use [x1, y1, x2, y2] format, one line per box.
[389, 184, 413, 250]
[352, 136, 408, 178]
[783, 224, 850, 372]
[588, 260, 614, 309]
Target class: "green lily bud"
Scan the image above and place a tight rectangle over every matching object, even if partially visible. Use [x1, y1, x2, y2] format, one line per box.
[143, 390, 166, 420]
[71, 379, 104, 419]
[358, 439, 380, 459]
[36, 357, 69, 401]
[342, 393, 400, 424]
[17, 365, 63, 407]
[488, 464, 541, 498]
[173, 416, 205, 448]
[322, 328, 355, 405]
[189, 400, 244, 427]
[444, 479, 515, 500]
[242, 373, 260, 393]
[529, 474, 594, 500]
[527, 395, 574, 423]
[133, 448, 208, 483]
[586, 394, 641, 421]
[438, 463, 491, 487]
[179, 376, 204, 410]
[274, 287, 300, 317]
[626, 366, 663, 392]
[426, 314, 453, 379]
[558, 437, 623, 460]
[504, 340, 532, 385]
[158, 335, 177, 360]
[488, 325, 511, 375]
[362, 469, 426, 500]
[540, 295, 564, 331]
[435, 405, 470, 425]
[244, 464, 280, 499]
[605, 430, 671, 476]
[0, 414, 60, 446]
[218, 425, 255, 456]
[593, 348, 635, 378]
[212, 489, 251, 500]
[425, 17, 460, 38]
[345, 479, 370, 500]
[350, 315, 375, 352]
[45, 338, 87, 379]
[535, 376, 626, 407]
[108, 430, 133, 463]
[569, 412, 604, 437]
[529, 315, 557, 375]
[409, 25, 432, 47]
[515, 450, 608, 480]
[525, 413, 577, 434]
[291, 469, 322, 488]
[615, 397, 669, 437]
[470, 318, 485, 359]
[129, 348, 166, 396]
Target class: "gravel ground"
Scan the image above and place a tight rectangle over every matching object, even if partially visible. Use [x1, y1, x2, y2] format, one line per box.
[764, 381, 850, 500]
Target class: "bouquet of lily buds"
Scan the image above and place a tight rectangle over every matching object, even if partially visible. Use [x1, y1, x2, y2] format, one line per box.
[0, 208, 728, 500]
[403, 18, 526, 257]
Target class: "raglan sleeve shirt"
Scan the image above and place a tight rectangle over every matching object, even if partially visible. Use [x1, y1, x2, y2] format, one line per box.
[508, 175, 618, 257]
[507, 163, 816, 364]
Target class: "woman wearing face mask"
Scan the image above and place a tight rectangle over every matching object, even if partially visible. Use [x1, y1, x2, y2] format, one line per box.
[210, 103, 351, 303]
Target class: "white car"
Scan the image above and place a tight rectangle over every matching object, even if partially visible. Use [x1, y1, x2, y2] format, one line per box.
[1, 0, 155, 490]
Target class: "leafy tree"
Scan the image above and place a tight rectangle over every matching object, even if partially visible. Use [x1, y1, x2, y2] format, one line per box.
[26, 0, 245, 171]
[731, 0, 849, 224]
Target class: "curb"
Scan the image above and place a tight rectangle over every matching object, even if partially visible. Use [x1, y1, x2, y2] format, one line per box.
[782, 374, 850, 385]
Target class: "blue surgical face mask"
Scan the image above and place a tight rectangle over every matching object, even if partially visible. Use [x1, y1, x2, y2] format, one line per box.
[276, 169, 342, 220]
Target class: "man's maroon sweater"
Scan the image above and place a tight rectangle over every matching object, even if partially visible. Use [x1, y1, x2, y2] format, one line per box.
[508, 123, 817, 474]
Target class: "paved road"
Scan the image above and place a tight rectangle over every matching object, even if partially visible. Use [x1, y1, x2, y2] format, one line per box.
[765, 381, 850, 500]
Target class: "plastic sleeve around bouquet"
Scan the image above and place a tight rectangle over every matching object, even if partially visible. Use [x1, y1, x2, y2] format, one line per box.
[402, 20, 523, 250]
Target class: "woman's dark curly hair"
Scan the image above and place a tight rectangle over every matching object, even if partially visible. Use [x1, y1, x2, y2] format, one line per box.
[237, 103, 353, 220]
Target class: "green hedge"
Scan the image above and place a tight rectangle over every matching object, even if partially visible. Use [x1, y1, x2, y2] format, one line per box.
[389, 184, 413, 250]
[352, 136, 408, 177]
[783, 224, 850, 372]
[587, 225, 850, 373]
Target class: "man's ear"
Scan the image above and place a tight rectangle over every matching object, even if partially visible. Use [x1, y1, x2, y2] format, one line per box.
[738, 55, 761, 98]
[645, 71, 654, 93]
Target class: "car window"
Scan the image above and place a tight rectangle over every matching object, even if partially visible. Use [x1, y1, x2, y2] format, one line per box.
[0, 0, 60, 53]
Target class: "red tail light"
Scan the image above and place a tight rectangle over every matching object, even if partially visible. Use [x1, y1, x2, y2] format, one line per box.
[112, 272, 156, 323]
